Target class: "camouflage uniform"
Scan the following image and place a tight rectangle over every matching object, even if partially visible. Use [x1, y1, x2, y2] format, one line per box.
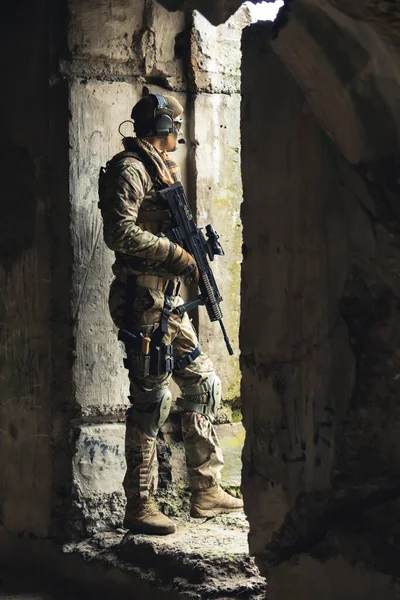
[100, 148, 224, 509]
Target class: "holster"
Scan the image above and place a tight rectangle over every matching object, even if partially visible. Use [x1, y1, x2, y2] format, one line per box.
[118, 329, 174, 378]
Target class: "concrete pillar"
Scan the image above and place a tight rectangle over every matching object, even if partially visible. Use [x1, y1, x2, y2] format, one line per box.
[241, 11, 400, 598]
[189, 8, 249, 406]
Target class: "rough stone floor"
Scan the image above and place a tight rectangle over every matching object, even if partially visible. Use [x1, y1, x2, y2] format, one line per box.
[0, 514, 266, 599]
[65, 513, 267, 599]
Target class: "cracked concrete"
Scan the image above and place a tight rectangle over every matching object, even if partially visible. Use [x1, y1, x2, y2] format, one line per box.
[64, 514, 266, 599]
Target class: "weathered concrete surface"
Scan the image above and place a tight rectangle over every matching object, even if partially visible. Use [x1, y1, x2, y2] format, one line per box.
[0, 525, 193, 600]
[69, 80, 136, 419]
[218, 422, 245, 487]
[0, 597, 52, 600]
[272, 0, 400, 164]
[68, 0, 144, 61]
[188, 8, 246, 410]
[0, 516, 265, 599]
[194, 93, 243, 402]
[66, 513, 266, 599]
[188, 8, 246, 406]
[240, 8, 400, 598]
[71, 424, 126, 535]
[0, 0, 53, 537]
[68, 0, 186, 87]
[151, 2, 187, 85]
[191, 8, 250, 93]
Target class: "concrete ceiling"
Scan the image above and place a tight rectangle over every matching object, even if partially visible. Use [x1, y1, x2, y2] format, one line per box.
[156, 0, 400, 38]
[155, 0, 279, 25]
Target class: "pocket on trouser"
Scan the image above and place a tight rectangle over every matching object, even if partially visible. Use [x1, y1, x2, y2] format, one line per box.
[172, 310, 214, 385]
[123, 417, 159, 501]
[133, 288, 163, 335]
[181, 412, 224, 489]
[109, 282, 163, 334]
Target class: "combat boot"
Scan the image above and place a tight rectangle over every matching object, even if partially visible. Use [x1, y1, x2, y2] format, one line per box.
[190, 485, 244, 518]
[123, 498, 176, 535]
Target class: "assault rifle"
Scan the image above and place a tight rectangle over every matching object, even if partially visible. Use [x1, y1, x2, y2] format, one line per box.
[158, 182, 234, 356]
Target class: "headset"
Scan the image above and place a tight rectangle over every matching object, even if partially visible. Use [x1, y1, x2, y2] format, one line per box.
[151, 94, 175, 137]
[123, 93, 182, 140]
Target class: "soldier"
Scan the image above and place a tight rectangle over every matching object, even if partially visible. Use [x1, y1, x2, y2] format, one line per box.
[98, 93, 243, 535]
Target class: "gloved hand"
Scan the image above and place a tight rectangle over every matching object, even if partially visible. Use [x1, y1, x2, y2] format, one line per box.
[168, 242, 199, 283]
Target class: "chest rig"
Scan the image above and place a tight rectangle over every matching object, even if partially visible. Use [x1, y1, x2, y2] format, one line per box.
[99, 150, 168, 230]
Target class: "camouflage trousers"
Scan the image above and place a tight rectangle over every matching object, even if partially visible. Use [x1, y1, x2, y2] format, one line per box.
[109, 276, 224, 503]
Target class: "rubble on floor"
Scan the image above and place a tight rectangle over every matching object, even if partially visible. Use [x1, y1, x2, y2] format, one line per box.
[64, 513, 267, 599]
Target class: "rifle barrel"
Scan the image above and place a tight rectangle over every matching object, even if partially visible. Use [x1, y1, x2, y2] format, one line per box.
[220, 320, 234, 355]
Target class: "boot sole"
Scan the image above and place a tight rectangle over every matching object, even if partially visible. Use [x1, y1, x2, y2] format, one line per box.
[190, 506, 243, 518]
[124, 522, 176, 535]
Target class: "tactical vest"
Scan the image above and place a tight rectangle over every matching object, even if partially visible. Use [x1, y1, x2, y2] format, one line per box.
[98, 150, 172, 274]
[99, 150, 170, 225]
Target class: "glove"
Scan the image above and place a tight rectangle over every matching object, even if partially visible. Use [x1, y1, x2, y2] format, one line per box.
[168, 243, 199, 283]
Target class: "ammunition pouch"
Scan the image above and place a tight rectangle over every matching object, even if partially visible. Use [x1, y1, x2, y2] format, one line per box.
[177, 373, 222, 422]
[119, 328, 174, 378]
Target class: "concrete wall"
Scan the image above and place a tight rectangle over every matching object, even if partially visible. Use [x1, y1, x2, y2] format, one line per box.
[66, 1, 247, 532]
[241, 5, 400, 597]
[0, 0, 53, 537]
[190, 7, 250, 405]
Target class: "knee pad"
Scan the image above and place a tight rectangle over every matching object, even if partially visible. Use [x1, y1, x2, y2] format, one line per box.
[128, 387, 172, 438]
[177, 373, 222, 421]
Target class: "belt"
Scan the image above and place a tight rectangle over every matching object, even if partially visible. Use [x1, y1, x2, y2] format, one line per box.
[135, 274, 181, 296]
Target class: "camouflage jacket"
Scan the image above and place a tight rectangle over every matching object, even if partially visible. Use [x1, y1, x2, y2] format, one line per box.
[99, 151, 174, 279]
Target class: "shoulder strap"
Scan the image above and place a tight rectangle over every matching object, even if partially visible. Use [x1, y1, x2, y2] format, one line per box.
[107, 150, 142, 172]
[98, 151, 141, 210]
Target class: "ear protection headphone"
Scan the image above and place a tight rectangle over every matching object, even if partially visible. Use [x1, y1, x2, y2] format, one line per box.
[152, 94, 175, 137]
